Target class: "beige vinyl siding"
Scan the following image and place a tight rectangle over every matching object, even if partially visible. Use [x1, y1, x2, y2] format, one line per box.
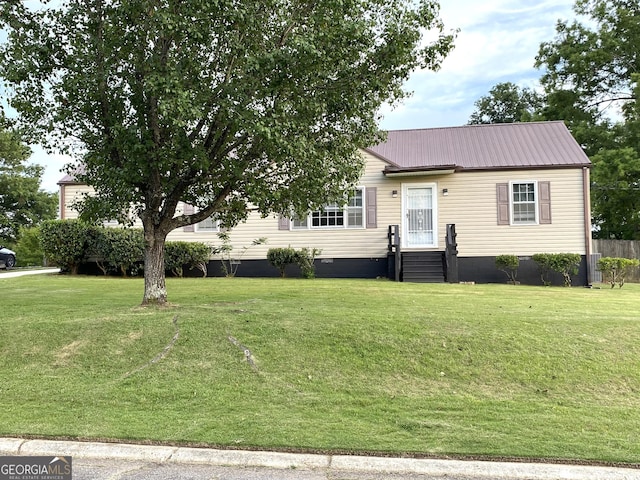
[168, 152, 400, 260]
[60, 184, 145, 228]
[60, 184, 95, 220]
[60, 153, 588, 260]
[432, 168, 588, 257]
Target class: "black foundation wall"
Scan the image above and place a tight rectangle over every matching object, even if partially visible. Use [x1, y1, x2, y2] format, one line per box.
[203, 257, 389, 279]
[458, 256, 589, 287]
[78, 254, 589, 286]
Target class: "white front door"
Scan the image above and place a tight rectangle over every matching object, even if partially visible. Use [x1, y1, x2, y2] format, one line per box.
[404, 185, 437, 248]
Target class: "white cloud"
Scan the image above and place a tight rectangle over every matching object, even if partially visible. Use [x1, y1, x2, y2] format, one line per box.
[380, 0, 576, 130]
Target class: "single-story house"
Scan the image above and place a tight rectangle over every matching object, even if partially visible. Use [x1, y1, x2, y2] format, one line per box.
[59, 121, 593, 285]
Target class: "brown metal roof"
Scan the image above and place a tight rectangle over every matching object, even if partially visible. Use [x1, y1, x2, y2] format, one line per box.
[58, 122, 591, 184]
[57, 174, 78, 185]
[366, 121, 591, 174]
[57, 165, 86, 185]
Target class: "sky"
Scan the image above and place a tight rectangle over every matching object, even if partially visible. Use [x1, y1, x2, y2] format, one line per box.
[23, 0, 578, 193]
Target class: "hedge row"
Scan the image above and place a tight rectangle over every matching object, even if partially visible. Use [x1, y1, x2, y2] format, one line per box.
[495, 253, 582, 286]
[496, 253, 640, 287]
[531, 253, 582, 287]
[40, 220, 210, 276]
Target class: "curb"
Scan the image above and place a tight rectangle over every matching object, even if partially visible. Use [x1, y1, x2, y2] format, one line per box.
[1, 438, 639, 479]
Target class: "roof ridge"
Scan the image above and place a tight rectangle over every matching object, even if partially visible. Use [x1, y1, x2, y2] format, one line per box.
[382, 120, 566, 134]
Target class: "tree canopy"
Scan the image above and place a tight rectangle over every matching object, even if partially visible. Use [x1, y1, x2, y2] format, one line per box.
[535, 0, 640, 239]
[537, 0, 639, 123]
[0, 0, 455, 303]
[0, 118, 58, 244]
[468, 82, 543, 125]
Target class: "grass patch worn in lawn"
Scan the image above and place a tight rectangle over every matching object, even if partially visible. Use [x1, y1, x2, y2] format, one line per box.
[1, 275, 639, 464]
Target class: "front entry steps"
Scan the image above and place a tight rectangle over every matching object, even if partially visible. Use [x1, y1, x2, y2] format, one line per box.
[402, 251, 446, 283]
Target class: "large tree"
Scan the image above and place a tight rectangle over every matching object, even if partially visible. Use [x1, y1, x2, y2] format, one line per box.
[535, 0, 640, 238]
[589, 78, 640, 239]
[0, 0, 454, 304]
[468, 82, 543, 125]
[537, 0, 640, 128]
[0, 118, 58, 244]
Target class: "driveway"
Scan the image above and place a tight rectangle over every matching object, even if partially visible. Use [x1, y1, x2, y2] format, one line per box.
[0, 268, 61, 278]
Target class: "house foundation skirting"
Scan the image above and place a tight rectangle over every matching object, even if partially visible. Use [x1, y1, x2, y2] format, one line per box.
[204, 257, 389, 279]
[206, 254, 588, 286]
[77, 255, 589, 286]
[457, 256, 589, 286]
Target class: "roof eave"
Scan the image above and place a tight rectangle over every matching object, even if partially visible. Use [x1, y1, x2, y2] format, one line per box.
[456, 163, 592, 173]
[383, 165, 458, 177]
[57, 175, 83, 186]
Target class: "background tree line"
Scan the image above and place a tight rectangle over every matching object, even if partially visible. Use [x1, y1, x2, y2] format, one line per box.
[0, 114, 58, 256]
[468, 0, 640, 240]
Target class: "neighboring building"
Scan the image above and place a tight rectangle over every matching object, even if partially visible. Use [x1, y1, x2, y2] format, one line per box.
[58, 121, 593, 285]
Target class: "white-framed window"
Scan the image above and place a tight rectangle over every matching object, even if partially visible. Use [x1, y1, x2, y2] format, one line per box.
[194, 213, 219, 232]
[346, 189, 364, 228]
[293, 188, 365, 229]
[103, 219, 120, 227]
[102, 209, 134, 227]
[292, 216, 308, 229]
[511, 181, 537, 225]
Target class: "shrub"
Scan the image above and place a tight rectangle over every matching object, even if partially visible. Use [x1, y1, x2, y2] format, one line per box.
[211, 232, 267, 277]
[39, 220, 92, 274]
[597, 257, 640, 288]
[267, 247, 321, 278]
[532, 253, 581, 287]
[88, 227, 145, 276]
[495, 255, 519, 284]
[165, 241, 211, 277]
[267, 247, 298, 277]
[14, 226, 45, 266]
[296, 247, 322, 279]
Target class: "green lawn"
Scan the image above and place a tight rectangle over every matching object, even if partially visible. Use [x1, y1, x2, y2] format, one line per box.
[1, 274, 639, 464]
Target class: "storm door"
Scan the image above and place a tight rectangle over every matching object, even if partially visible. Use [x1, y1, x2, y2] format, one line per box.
[404, 185, 436, 248]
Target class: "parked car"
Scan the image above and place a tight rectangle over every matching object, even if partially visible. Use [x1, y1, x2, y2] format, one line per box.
[0, 246, 16, 269]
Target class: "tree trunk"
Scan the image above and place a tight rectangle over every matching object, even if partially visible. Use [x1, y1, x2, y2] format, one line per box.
[142, 229, 168, 306]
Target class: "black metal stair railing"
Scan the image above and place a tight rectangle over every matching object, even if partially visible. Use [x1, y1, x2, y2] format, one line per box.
[387, 224, 401, 282]
[445, 223, 459, 283]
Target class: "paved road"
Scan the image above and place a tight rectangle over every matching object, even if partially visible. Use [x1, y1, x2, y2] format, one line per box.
[73, 457, 483, 480]
[2, 438, 639, 480]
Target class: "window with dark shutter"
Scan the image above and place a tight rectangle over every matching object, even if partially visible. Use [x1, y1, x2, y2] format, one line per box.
[184, 203, 220, 232]
[291, 188, 365, 229]
[512, 182, 537, 224]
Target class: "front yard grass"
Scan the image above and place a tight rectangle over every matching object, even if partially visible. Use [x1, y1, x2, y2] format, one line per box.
[1, 275, 639, 465]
